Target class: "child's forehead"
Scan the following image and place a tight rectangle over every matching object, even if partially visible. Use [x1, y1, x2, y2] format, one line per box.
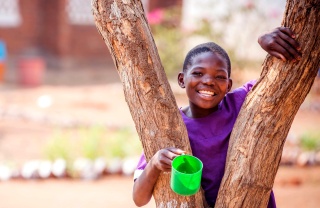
[191, 51, 227, 65]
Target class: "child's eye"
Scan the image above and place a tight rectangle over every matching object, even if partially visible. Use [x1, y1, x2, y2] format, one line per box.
[216, 76, 227, 80]
[192, 72, 202, 76]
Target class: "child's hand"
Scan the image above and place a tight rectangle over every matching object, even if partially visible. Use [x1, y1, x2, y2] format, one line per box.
[258, 27, 301, 62]
[151, 147, 185, 172]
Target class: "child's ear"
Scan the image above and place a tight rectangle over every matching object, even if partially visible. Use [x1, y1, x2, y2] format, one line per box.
[177, 72, 185, 88]
[227, 78, 233, 92]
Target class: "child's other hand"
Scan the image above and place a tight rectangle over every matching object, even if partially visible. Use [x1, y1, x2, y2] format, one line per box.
[258, 27, 301, 62]
[151, 147, 185, 172]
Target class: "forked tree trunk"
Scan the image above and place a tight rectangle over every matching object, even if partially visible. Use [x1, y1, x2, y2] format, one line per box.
[92, 0, 319, 207]
[92, 0, 204, 207]
[215, 0, 320, 207]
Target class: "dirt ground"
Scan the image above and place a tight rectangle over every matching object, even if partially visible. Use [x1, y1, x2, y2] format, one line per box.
[1, 64, 320, 207]
[0, 167, 320, 208]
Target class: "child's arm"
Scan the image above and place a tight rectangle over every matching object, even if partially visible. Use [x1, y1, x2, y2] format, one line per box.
[133, 147, 185, 207]
[258, 27, 301, 62]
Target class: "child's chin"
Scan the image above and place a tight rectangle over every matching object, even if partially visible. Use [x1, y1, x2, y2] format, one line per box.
[200, 104, 219, 110]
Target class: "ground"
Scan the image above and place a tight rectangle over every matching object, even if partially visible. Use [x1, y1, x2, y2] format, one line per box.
[1, 167, 320, 208]
[0, 64, 320, 207]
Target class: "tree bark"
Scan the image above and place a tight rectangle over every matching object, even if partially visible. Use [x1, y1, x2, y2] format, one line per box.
[215, 0, 320, 207]
[91, 0, 204, 207]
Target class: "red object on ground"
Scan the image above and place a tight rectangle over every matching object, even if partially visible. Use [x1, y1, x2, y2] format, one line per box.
[0, 62, 5, 82]
[18, 58, 45, 86]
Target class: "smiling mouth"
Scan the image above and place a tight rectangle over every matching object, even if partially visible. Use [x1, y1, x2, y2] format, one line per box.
[198, 90, 216, 97]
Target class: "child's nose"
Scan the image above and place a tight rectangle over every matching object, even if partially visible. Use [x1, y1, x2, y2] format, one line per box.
[202, 76, 215, 85]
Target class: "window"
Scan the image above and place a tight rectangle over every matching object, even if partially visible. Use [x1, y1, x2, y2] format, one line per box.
[67, 0, 149, 25]
[66, 0, 94, 25]
[0, 0, 21, 27]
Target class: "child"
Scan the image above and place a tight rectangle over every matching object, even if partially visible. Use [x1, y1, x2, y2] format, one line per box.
[133, 27, 301, 207]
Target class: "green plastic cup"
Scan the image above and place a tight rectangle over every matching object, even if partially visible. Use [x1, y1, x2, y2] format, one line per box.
[170, 154, 203, 196]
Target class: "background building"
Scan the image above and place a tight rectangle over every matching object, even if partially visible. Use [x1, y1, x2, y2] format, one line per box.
[0, 0, 181, 68]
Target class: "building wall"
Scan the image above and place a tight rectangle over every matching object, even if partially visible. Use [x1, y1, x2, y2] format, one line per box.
[0, 0, 111, 62]
[40, 0, 65, 56]
[149, 0, 182, 11]
[1, 0, 42, 55]
[0, 0, 180, 64]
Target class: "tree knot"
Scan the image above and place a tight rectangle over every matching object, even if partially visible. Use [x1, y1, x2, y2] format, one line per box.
[237, 146, 248, 158]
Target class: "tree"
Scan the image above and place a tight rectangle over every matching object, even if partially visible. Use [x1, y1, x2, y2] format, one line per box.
[215, 0, 320, 207]
[92, 0, 319, 207]
[92, 0, 205, 207]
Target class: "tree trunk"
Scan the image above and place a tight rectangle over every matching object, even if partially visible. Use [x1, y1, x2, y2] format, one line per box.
[215, 0, 320, 207]
[91, 0, 204, 207]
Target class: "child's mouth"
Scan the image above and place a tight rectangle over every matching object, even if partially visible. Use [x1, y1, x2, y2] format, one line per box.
[198, 90, 216, 97]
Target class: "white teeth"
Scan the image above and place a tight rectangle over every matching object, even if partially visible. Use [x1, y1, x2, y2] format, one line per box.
[199, 90, 215, 96]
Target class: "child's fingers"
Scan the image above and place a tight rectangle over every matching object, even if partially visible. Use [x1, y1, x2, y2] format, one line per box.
[161, 163, 172, 172]
[165, 150, 182, 162]
[268, 39, 291, 61]
[155, 152, 173, 171]
[162, 166, 172, 172]
[270, 51, 287, 61]
[154, 147, 186, 171]
[278, 29, 300, 50]
[160, 148, 180, 161]
[276, 37, 301, 61]
[274, 38, 297, 60]
[162, 148, 185, 172]
[167, 147, 185, 155]
[277, 27, 302, 60]
[278, 27, 296, 39]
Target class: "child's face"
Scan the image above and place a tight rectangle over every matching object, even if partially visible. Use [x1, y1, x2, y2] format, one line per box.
[178, 51, 232, 117]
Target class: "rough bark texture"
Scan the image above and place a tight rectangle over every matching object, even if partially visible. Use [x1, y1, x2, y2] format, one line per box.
[215, 0, 320, 207]
[91, 0, 204, 207]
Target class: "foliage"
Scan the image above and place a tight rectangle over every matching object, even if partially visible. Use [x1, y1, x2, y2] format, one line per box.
[147, 1, 284, 79]
[79, 125, 107, 160]
[148, 6, 251, 79]
[43, 126, 142, 162]
[104, 127, 141, 159]
[44, 130, 74, 162]
[300, 131, 320, 151]
[149, 7, 185, 77]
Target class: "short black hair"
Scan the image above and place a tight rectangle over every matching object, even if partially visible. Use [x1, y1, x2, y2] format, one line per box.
[182, 42, 231, 77]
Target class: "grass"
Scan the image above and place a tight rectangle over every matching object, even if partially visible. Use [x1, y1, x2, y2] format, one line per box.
[43, 125, 142, 162]
[300, 131, 320, 151]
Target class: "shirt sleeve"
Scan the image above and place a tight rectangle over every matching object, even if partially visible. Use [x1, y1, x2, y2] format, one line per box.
[226, 80, 257, 111]
[240, 80, 257, 93]
[133, 153, 147, 181]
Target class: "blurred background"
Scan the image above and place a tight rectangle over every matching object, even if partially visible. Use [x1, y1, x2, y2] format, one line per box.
[0, 0, 319, 207]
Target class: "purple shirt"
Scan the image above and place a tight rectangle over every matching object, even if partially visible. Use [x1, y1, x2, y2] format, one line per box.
[135, 81, 276, 207]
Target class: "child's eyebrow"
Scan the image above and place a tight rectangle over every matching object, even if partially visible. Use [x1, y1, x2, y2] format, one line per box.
[191, 66, 205, 70]
[215, 69, 228, 73]
[191, 66, 228, 73]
